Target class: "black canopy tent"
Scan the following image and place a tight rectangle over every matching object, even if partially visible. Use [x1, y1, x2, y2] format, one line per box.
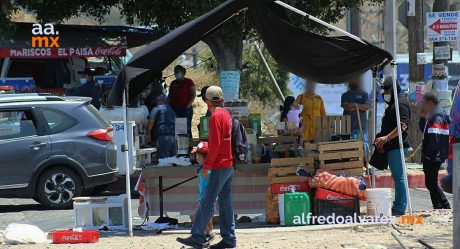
[107, 0, 392, 106]
[107, 0, 403, 235]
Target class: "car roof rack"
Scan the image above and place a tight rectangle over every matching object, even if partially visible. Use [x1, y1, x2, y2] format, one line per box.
[0, 93, 65, 103]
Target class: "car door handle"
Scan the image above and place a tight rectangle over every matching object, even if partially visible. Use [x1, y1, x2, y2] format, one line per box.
[30, 142, 47, 151]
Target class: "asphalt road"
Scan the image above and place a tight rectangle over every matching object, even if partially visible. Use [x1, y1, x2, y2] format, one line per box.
[0, 188, 453, 232]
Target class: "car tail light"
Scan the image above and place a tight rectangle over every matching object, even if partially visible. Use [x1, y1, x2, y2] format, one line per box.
[87, 128, 113, 141]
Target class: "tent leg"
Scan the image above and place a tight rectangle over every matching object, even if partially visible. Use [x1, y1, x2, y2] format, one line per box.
[122, 89, 134, 236]
[391, 63, 413, 218]
[254, 42, 285, 101]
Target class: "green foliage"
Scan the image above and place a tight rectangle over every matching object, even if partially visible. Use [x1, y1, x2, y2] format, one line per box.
[240, 44, 289, 104]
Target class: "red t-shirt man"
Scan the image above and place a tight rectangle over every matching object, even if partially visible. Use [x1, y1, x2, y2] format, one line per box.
[203, 86, 234, 170]
[168, 66, 196, 110]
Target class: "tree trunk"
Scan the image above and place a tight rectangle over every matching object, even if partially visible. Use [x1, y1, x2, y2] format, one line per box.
[203, 35, 243, 71]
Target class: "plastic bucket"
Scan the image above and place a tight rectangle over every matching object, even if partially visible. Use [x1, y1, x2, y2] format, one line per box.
[366, 188, 392, 217]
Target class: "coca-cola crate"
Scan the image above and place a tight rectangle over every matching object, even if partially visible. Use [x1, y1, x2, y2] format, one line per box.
[271, 182, 310, 194]
[313, 188, 359, 223]
[52, 230, 99, 244]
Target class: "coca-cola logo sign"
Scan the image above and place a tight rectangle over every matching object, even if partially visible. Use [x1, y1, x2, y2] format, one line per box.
[62, 234, 83, 241]
[326, 194, 348, 201]
[94, 47, 125, 56]
[279, 184, 299, 192]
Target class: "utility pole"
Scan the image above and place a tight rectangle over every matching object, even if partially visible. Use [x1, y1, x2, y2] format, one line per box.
[432, 0, 450, 66]
[407, 0, 425, 82]
[350, 5, 362, 37]
[385, 0, 397, 58]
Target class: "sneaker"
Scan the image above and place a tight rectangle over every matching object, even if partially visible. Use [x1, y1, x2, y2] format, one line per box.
[210, 240, 236, 249]
[206, 233, 216, 243]
[391, 208, 406, 216]
[176, 236, 204, 249]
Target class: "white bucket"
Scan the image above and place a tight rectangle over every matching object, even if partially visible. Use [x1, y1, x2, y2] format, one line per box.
[245, 128, 257, 146]
[366, 188, 392, 217]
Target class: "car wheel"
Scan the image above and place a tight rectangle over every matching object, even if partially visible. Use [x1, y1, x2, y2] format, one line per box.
[36, 167, 82, 209]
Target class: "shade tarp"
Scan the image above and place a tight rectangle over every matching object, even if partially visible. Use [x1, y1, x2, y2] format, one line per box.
[108, 0, 392, 105]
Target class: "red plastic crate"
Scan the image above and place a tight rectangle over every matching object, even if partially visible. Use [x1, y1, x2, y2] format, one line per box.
[52, 230, 99, 244]
[271, 182, 310, 194]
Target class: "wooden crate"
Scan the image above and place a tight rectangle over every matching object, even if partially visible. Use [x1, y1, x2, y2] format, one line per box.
[315, 115, 351, 142]
[268, 157, 314, 184]
[307, 140, 364, 177]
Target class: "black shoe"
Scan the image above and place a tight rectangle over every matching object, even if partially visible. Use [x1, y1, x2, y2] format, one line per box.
[210, 240, 236, 249]
[176, 236, 204, 249]
[206, 233, 216, 243]
[391, 208, 406, 216]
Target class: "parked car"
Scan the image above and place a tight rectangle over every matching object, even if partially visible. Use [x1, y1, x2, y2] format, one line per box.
[0, 94, 118, 209]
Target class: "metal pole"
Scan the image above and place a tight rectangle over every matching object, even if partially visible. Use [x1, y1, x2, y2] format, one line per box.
[391, 63, 413, 218]
[384, 0, 397, 58]
[453, 144, 460, 249]
[122, 89, 133, 236]
[254, 43, 285, 101]
[274, 1, 366, 44]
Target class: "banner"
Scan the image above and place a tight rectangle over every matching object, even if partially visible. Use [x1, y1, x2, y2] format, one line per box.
[0, 47, 127, 58]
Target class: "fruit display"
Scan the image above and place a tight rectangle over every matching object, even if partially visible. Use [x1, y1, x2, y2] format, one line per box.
[309, 170, 360, 197]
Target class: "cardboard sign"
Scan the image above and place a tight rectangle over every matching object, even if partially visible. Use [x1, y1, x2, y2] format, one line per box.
[427, 11, 460, 42]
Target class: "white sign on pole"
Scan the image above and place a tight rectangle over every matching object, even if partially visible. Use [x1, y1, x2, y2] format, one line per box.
[427, 11, 460, 42]
[220, 71, 240, 101]
[407, 0, 415, 17]
[417, 53, 427, 65]
[434, 45, 451, 60]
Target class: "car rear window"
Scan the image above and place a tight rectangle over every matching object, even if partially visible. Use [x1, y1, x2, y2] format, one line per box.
[42, 108, 77, 134]
[85, 104, 110, 127]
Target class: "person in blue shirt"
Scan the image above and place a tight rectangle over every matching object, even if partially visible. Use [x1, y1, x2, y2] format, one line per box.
[146, 94, 177, 159]
[192, 141, 215, 243]
[341, 79, 370, 155]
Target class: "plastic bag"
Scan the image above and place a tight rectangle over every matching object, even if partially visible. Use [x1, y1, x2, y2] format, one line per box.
[3, 223, 49, 245]
[264, 187, 279, 224]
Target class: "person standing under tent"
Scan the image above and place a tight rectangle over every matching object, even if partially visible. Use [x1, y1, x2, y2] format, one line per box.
[168, 65, 196, 138]
[419, 93, 451, 209]
[341, 78, 370, 155]
[69, 68, 102, 109]
[177, 86, 236, 249]
[374, 77, 411, 216]
[295, 81, 326, 143]
[146, 94, 177, 159]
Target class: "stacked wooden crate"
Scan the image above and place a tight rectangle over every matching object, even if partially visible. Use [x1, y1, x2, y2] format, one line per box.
[315, 115, 351, 142]
[268, 157, 315, 184]
[305, 140, 364, 177]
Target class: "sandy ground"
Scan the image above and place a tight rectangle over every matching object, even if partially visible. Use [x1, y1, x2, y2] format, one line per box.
[2, 211, 453, 249]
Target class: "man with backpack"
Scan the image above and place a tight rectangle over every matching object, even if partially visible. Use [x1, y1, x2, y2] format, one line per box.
[177, 86, 237, 249]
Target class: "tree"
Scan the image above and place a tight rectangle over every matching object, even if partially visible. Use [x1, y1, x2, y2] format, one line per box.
[2, 0, 383, 100]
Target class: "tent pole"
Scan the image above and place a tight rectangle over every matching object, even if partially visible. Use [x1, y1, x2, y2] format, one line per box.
[368, 68, 378, 189]
[391, 62, 413, 218]
[254, 42, 285, 101]
[274, 1, 366, 44]
[122, 89, 134, 236]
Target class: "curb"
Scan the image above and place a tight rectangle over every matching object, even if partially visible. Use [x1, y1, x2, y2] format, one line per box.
[366, 171, 447, 188]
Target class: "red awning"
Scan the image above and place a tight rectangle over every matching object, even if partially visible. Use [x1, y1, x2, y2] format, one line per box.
[0, 47, 127, 58]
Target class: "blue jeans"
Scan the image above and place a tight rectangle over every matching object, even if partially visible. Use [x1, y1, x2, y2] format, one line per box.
[387, 148, 409, 213]
[156, 135, 176, 159]
[191, 166, 236, 245]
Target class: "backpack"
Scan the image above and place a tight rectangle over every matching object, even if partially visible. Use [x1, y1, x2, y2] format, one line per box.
[229, 113, 249, 164]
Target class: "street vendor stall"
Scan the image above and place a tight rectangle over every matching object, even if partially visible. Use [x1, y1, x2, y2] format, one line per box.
[107, 0, 399, 233]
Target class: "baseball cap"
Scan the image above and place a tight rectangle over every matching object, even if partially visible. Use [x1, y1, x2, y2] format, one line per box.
[196, 142, 209, 154]
[78, 68, 95, 75]
[197, 86, 210, 99]
[206, 85, 224, 102]
[156, 94, 168, 100]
